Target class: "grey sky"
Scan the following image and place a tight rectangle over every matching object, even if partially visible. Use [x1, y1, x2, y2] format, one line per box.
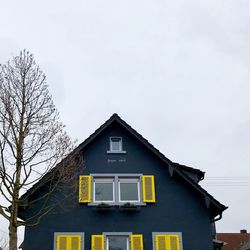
[1, 0, 250, 242]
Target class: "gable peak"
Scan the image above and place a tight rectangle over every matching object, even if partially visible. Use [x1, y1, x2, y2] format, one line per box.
[110, 113, 121, 120]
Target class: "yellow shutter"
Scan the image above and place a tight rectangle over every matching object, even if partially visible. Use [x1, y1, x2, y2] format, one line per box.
[57, 236, 67, 250]
[155, 234, 181, 250]
[56, 235, 81, 250]
[79, 175, 92, 203]
[167, 235, 180, 250]
[142, 175, 156, 202]
[91, 235, 104, 250]
[71, 236, 81, 250]
[155, 235, 167, 250]
[130, 234, 143, 250]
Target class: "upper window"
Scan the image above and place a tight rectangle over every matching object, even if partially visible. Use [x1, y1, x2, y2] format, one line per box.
[79, 174, 156, 205]
[107, 137, 126, 153]
[118, 178, 140, 203]
[89, 175, 144, 205]
[93, 178, 115, 203]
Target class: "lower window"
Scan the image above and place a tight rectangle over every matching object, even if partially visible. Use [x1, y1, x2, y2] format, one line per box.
[106, 235, 129, 250]
[92, 233, 143, 250]
[54, 232, 84, 250]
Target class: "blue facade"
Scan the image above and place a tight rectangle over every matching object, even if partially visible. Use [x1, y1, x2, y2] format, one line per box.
[22, 116, 225, 250]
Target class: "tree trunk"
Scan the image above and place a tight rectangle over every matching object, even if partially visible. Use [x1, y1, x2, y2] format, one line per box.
[9, 222, 17, 250]
[9, 131, 23, 250]
[9, 164, 21, 250]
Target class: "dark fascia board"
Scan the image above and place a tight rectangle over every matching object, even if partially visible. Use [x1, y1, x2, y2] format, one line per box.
[172, 165, 228, 217]
[18, 145, 83, 203]
[19, 115, 120, 203]
[171, 162, 205, 181]
[20, 113, 227, 218]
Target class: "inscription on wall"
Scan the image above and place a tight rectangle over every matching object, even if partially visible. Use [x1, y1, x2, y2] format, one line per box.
[107, 158, 126, 163]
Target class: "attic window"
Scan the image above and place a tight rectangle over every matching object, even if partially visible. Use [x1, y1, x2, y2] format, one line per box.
[107, 137, 126, 153]
[110, 137, 122, 151]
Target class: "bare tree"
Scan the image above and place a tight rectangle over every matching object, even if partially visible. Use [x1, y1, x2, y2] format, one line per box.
[0, 50, 79, 250]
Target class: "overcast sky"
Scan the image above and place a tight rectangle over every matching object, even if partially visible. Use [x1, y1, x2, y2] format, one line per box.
[1, 0, 250, 243]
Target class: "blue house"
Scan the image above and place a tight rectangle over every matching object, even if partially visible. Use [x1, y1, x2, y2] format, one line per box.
[20, 114, 227, 250]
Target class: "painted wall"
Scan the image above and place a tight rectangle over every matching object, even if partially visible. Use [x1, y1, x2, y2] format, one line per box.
[23, 121, 213, 250]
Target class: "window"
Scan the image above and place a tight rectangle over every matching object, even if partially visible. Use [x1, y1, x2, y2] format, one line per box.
[107, 137, 126, 153]
[79, 174, 156, 205]
[152, 232, 182, 250]
[118, 178, 140, 202]
[107, 235, 129, 250]
[90, 174, 144, 205]
[93, 178, 115, 203]
[54, 232, 84, 250]
[92, 233, 143, 250]
[110, 137, 122, 151]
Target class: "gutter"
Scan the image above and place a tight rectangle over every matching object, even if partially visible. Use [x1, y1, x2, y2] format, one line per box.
[211, 213, 222, 223]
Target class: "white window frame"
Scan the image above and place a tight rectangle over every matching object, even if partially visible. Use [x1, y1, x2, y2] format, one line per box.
[110, 137, 122, 151]
[104, 232, 132, 250]
[93, 178, 115, 203]
[88, 174, 146, 206]
[107, 137, 126, 153]
[118, 178, 141, 203]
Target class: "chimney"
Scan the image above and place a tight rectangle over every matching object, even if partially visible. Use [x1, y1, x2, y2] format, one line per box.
[240, 229, 247, 234]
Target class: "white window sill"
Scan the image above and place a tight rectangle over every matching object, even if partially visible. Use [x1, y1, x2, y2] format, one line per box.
[107, 150, 127, 154]
[87, 202, 146, 206]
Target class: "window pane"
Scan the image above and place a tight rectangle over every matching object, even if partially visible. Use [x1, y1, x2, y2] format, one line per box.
[112, 141, 120, 151]
[95, 183, 113, 201]
[108, 236, 128, 250]
[120, 182, 139, 201]
[111, 138, 122, 151]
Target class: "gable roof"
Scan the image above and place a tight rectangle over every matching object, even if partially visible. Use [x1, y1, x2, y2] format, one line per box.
[79, 113, 205, 180]
[20, 113, 227, 219]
